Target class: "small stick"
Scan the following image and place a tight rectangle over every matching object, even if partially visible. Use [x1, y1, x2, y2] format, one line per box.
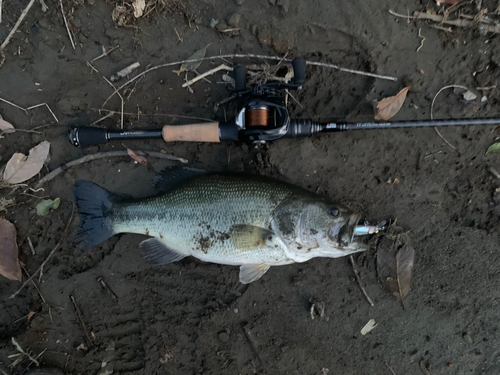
[384, 362, 397, 375]
[174, 27, 183, 43]
[26, 103, 59, 122]
[103, 77, 124, 129]
[21, 265, 46, 304]
[214, 93, 237, 112]
[27, 237, 36, 255]
[59, 0, 75, 49]
[0, 97, 28, 114]
[7, 207, 75, 300]
[103, 54, 397, 107]
[70, 295, 94, 348]
[388, 9, 414, 20]
[416, 28, 425, 52]
[110, 62, 141, 82]
[488, 166, 500, 179]
[413, 11, 500, 33]
[35, 151, 188, 188]
[97, 277, 118, 300]
[285, 89, 303, 108]
[0, 0, 36, 50]
[0, 0, 2, 24]
[182, 64, 232, 87]
[93, 108, 212, 122]
[349, 255, 375, 306]
[433, 25, 453, 32]
[91, 45, 120, 63]
[430, 84, 470, 151]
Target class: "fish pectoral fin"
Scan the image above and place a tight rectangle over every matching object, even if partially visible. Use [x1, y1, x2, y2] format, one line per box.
[239, 264, 271, 284]
[139, 238, 186, 265]
[229, 225, 276, 251]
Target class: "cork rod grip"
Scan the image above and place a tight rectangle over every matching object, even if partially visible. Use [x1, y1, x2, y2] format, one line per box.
[162, 122, 220, 142]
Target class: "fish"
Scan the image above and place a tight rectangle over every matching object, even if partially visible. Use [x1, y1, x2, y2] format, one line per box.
[73, 167, 381, 284]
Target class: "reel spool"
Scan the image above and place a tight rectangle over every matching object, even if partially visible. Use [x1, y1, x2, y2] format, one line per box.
[245, 106, 273, 127]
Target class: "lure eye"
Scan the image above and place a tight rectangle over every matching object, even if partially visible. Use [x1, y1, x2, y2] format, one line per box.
[328, 207, 339, 217]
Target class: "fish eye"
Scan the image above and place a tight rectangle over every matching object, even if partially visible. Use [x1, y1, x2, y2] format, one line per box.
[328, 207, 339, 217]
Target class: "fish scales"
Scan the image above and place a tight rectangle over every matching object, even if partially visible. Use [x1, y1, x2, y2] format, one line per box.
[112, 175, 294, 265]
[73, 169, 371, 283]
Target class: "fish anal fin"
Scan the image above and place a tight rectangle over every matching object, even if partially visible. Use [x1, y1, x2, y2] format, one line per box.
[139, 238, 186, 265]
[239, 264, 271, 284]
[229, 225, 276, 251]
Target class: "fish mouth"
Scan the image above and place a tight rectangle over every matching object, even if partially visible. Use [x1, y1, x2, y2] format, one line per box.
[337, 213, 362, 248]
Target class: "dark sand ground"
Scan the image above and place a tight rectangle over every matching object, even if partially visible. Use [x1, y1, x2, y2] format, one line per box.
[1, 0, 500, 374]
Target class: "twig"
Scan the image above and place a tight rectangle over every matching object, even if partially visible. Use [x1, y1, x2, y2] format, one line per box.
[434, 128, 456, 150]
[27, 237, 36, 255]
[0, 97, 28, 114]
[93, 108, 212, 122]
[388, 9, 415, 20]
[70, 295, 94, 348]
[103, 54, 397, 107]
[103, 77, 124, 129]
[214, 93, 237, 112]
[0, 0, 2, 24]
[98, 277, 118, 300]
[413, 11, 500, 33]
[182, 64, 232, 87]
[430, 85, 469, 150]
[91, 45, 120, 63]
[416, 28, 425, 52]
[59, 0, 75, 49]
[174, 27, 183, 43]
[35, 151, 188, 188]
[7, 207, 75, 300]
[285, 89, 303, 108]
[349, 255, 375, 306]
[110, 62, 141, 82]
[433, 25, 453, 32]
[21, 265, 46, 304]
[26, 103, 59, 122]
[488, 166, 500, 179]
[384, 362, 397, 375]
[0, 0, 36, 51]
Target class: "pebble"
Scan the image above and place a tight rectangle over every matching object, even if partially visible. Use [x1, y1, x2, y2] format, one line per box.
[218, 332, 230, 343]
[227, 13, 241, 28]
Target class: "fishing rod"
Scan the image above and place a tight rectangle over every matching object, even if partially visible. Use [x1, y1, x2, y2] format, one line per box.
[68, 58, 500, 148]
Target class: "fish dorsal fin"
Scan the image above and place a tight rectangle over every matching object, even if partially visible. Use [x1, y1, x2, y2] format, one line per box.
[229, 225, 276, 251]
[151, 167, 205, 193]
[139, 238, 186, 265]
[239, 264, 271, 284]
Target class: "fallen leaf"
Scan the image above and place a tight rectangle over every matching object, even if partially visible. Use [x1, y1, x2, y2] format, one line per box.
[361, 319, 377, 335]
[27, 311, 36, 322]
[124, 145, 147, 166]
[76, 343, 88, 351]
[486, 142, 500, 154]
[0, 115, 15, 134]
[132, 0, 145, 17]
[463, 90, 477, 101]
[373, 87, 410, 121]
[0, 218, 22, 281]
[3, 141, 50, 184]
[377, 230, 415, 309]
[172, 44, 211, 75]
[36, 198, 61, 216]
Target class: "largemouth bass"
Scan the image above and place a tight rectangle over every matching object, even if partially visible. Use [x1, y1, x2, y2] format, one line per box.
[74, 168, 380, 283]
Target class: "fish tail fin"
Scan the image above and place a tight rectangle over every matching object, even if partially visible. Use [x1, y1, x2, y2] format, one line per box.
[73, 180, 120, 250]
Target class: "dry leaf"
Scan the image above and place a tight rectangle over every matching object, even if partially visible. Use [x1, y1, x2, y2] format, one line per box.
[0, 115, 15, 134]
[172, 44, 211, 75]
[0, 218, 22, 281]
[373, 87, 410, 121]
[377, 231, 415, 309]
[0, 197, 15, 212]
[3, 141, 50, 184]
[361, 319, 377, 335]
[124, 145, 147, 166]
[132, 0, 145, 17]
[27, 311, 36, 322]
